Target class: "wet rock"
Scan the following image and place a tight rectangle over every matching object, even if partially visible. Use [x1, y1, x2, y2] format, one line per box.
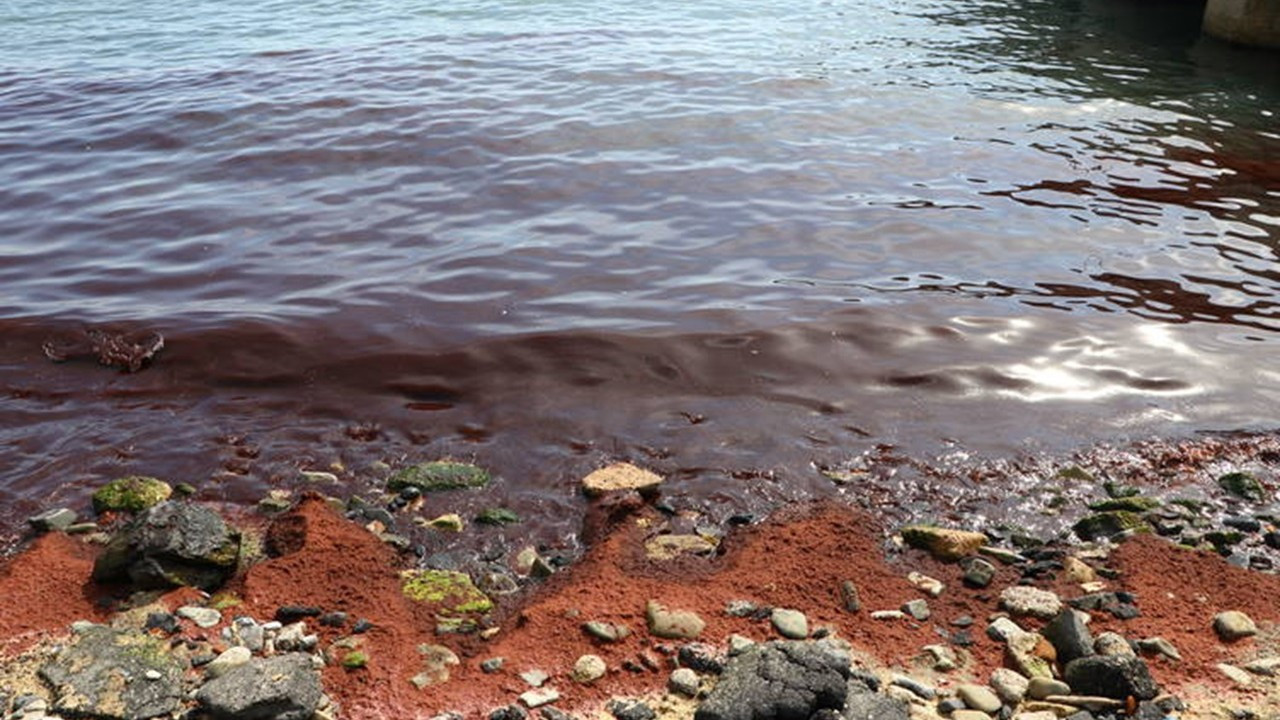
[978, 547, 1027, 565]
[92, 501, 240, 591]
[899, 525, 986, 561]
[1087, 497, 1160, 513]
[476, 508, 520, 526]
[957, 684, 1002, 713]
[1218, 472, 1268, 502]
[961, 557, 996, 588]
[39, 626, 183, 720]
[1213, 610, 1258, 641]
[1062, 655, 1158, 700]
[646, 600, 705, 639]
[694, 640, 850, 720]
[771, 608, 809, 639]
[645, 534, 716, 560]
[28, 507, 78, 532]
[582, 463, 663, 497]
[1042, 609, 1093, 665]
[572, 655, 606, 684]
[608, 698, 656, 720]
[669, 667, 700, 697]
[43, 327, 164, 372]
[989, 668, 1029, 704]
[1026, 677, 1071, 700]
[840, 580, 862, 612]
[999, 586, 1062, 620]
[1223, 516, 1262, 533]
[92, 476, 173, 514]
[1072, 512, 1150, 541]
[388, 461, 490, 492]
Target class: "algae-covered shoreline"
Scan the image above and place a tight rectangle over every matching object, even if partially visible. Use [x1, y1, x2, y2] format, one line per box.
[2, 436, 1280, 720]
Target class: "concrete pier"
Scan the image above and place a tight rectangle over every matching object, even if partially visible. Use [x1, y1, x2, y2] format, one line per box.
[1203, 0, 1280, 48]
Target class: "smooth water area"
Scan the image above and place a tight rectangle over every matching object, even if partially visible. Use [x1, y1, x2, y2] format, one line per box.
[2, 0, 1279, 548]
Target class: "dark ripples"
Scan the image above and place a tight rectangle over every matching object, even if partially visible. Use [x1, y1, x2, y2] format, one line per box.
[1, 0, 1279, 548]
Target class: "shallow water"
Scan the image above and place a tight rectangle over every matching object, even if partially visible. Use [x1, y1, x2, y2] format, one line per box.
[2, 0, 1279, 549]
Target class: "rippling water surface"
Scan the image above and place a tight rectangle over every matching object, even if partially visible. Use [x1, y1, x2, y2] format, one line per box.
[2, 0, 1279, 548]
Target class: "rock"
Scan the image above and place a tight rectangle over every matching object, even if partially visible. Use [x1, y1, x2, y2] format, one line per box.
[1218, 471, 1268, 502]
[1042, 609, 1093, 665]
[728, 634, 755, 655]
[1213, 610, 1258, 640]
[232, 618, 266, 652]
[645, 534, 716, 560]
[476, 508, 520, 525]
[92, 476, 172, 514]
[979, 546, 1027, 565]
[1061, 556, 1097, 584]
[608, 699, 656, 720]
[989, 668, 1029, 704]
[841, 690, 909, 720]
[1041, 696, 1122, 712]
[999, 586, 1062, 619]
[39, 626, 183, 720]
[901, 600, 930, 621]
[28, 507, 78, 532]
[771, 608, 809, 639]
[1011, 713, 1057, 720]
[889, 674, 934, 700]
[952, 712, 991, 720]
[957, 684, 1002, 713]
[725, 600, 759, 617]
[572, 655, 606, 684]
[520, 689, 561, 708]
[480, 657, 505, 674]
[669, 668, 700, 697]
[678, 643, 725, 674]
[274, 605, 321, 623]
[1006, 632, 1053, 679]
[582, 620, 631, 643]
[646, 600, 705, 639]
[1243, 656, 1280, 675]
[425, 514, 465, 532]
[1216, 663, 1252, 686]
[520, 669, 550, 687]
[388, 461, 490, 492]
[1062, 655, 1158, 700]
[986, 617, 1027, 643]
[1093, 632, 1134, 658]
[694, 640, 850, 720]
[840, 580, 862, 612]
[540, 709, 577, 720]
[1088, 497, 1160, 512]
[961, 557, 996, 588]
[1072, 512, 1150, 541]
[401, 570, 493, 614]
[275, 622, 316, 652]
[922, 645, 957, 672]
[206, 646, 253, 679]
[92, 501, 241, 591]
[582, 463, 663, 497]
[907, 571, 944, 597]
[899, 525, 986, 561]
[1026, 677, 1071, 700]
[491, 705, 528, 720]
[870, 610, 906, 621]
[412, 645, 460, 688]
[177, 605, 222, 629]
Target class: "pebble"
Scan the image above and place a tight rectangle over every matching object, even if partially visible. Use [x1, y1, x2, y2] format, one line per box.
[953, 712, 992, 720]
[571, 655, 606, 684]
[27, 507, 78, 532]
[481, 658, 506, 674]
[677, 643, 724, 674]
[1213, 610, 1258, 641]
[986, 617, 1026, 643]
[205, 646, 252, 679]
[646, 600, 705, 639]
[1026, 677, 1071, 700]
[582, 621, 631, 643]
[607, 699, 656, 720]
[890, 674, 936, 700]
[923, 644, 957, 671]
[979, 547, 1028, 565]
[143, 669, 162, 680]
[937, 698, 967, 715]
[907, 572, 945, 597]
[957, 684, 1002, 713]
[520, 688, 561, 709]
[999, 586, 1063, 619]
[770, 608, 809, 639]
[352, 619, 373, 634]
[1243, 656, 1280, 676]
[961, 557, 997, 588]
[990, 668, 1029, 704]
[724, 600, 758, 617]
[1062, 556, 1097, 584]
[1135, 637, 1181, 661]
[177, 606, 222, 629]
[1093, 632, 1135, 658]
[727, 634, 755, 655]
[1012, 712, 1057, 720]
[1217, 663, 1253, 687]
[840, 580, 861, 612]
[870, 610, 907, 621]
[901, 599, 930, 621]
[521, 669, 550, 687]
[668, 667, 700, 697]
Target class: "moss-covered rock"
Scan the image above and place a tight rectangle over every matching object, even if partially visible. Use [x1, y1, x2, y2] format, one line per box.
[341, 651, 368, 670]
[92, 502, 241, 591]
[1072, 511, 1151, 541]
[1056, 466, 1096, 483]
[1088, 497, 1161, 513]
[1218, 472, 1268, 502]
[475, 508, 520, 526]
[388, 462, 490, 492]
[900, 525, 987, 561]
[92, 476, 172, 514]
[400, 570, 493, 615]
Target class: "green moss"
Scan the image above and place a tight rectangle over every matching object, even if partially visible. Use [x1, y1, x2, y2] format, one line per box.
[1205, 530, 1245, 548]
[210, 592, 242, 610]
[1073, 511, 1151, 541]
[92, 476, 172, 514]
[1218, 472, 1268, 502]
[401, 570, 493, 614]
[1088, 496, 1161, 512]
[341, 650, 368, 669]
[475, 508, 519, 526]
[388, 461, 490, 492]
[1055, 466, 1095, 482]
[1169, 497, 1206, 513]
[1103, 481, 1140, 499]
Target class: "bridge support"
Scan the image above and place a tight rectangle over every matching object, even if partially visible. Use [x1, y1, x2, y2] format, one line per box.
[1203, 0, 1280, 48]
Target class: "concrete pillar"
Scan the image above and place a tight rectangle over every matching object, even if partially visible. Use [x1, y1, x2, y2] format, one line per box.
[1203, 0, 1280, 48]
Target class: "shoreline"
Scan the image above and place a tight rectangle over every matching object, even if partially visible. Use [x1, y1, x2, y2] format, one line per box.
[1, 450, 1278, 720]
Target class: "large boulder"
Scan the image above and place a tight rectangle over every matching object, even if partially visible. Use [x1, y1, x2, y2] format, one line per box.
[195, 653, 322, 720]
[92, 501, 240, 591]
[39, 626, 183, 720]
[694, 640, 850, 720]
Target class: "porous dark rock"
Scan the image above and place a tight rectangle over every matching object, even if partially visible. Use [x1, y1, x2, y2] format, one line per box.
[91, 501, 240, 591]
[607, 699, 656, 720]
[1062, 655, 1159, 700]
[694, 640, 850, 720]
[196, 653, 322, 720]
[39, 626, 183, 720]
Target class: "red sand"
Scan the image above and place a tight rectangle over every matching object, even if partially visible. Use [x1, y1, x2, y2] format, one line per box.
[0, 532, 107, 655]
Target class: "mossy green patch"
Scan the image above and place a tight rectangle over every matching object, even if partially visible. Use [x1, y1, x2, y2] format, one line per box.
[1088, 496, 1161, 512]
[401, 570, 493, 614]
[1103, 481, 1140, 499]
[1218, 472, 1268, 502]
[475, 508, 520, 526]
[1073, 511, 1151, 541]
[1055, 466, 1095, 482]
[388, 461, 490, 492]
[92, 476, 172, 514]
[209, 592, 242, 611]
[341, 650, 368, 669]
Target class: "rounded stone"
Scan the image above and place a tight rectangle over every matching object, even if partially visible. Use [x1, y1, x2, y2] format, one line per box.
[952, 711, 992, 720]
[989, 668, 1028, 704]
[668, 667, 700, 697]
[206, 646, 253, 679]
[770, 608, 809, 639]
[1213, 610, 1258, 641]
[999, 586, 1063, 620]
[957, 684, 1002, 713]
[572, 654, 607, 684]
[1026, 677, 1071, 700]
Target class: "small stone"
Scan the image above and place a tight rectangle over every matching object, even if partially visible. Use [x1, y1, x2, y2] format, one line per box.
[1006, 632, 1053, 679]
[582, 621, 631, 643]
[953, 712, 991, 720]
[1011, 713, 1057, 720]
[1063, 655, 1159, 700]
[724, 600, 758, 617]
[1243, 656, 1280, 675]
[923, 644, 957, 671]
[840, 580, 862, 612]
[1041, 696, 1122, 712]
[275, 605, 322, 623]
[413, 644, 460, 688]
[177, 606, 222, 629]
[669, 667, 700, 696]
[890, 674, 935, 700]
[1027, 677, 1071, 700]
[771, 608, 809, 639]
[28, 508, 78, 532]
[1133, 636, 1180, 662]
[979, 547, 1028, 565]
[990, 668, 1029, 704]
[644, 534, 716, 561]
[1218, 471, 1268, 502]
[938, 698, 968, 715]
[908, 571, 945, 596]
[1000, 586, 1062, 620]
[727, 634, 755, 655]
[900, 525, 987, 561]
[145, 612, 180, 635]
[607, 698, 656, 720]
[902, 599, 930, 621]
[1213, 611, 1258, 641]
[582, 463, 663, 497]
[1042, 609, 1093, 666]
[646, 600, 705, 639]
[1217, 663, 1252, 686]
[1093, 632, 1134, 658]
[957, 684, 1002, 713]
[490, 705, 528, 720]
[986, 617, 1027, 643]
[961, 557, 996, 588]
[318, 611, 348, 628]
[520, 688, 561, 709]
[870, 610, 907, 621]
[521, 669, 550, 687]
[206, 646, 253, 679]
[571, 655, 606, 684]
[677, 643, 725, 674]
[92, 476, 172, 514]
[425, 514, 465, 532]
[1062, 556, 1097, 584]
[481, 657, 505, 674]
[352, 619, 373, 634]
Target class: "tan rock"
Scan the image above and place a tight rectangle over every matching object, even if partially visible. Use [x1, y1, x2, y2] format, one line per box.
[900, 526, 987, 561]
[582, 463, 663, 496]
[1062, 556, 1097, 583]
[644, 534, 717, 561]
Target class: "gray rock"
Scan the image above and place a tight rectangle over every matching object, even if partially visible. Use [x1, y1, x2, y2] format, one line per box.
[646, 600, 705, 639]
[91, 501, 240, 591]
[1213, 610, 1258, 641]
[28, 507, 78, 532]
[728, 634, 756, 656]
[952, 712, 992, 720]
[669, 668, 700, 697]
[1026, 677, 1071, 700]
[961, 557, 996, 588]
[771, 608, 809, 639]
[989, 668, 1029, 704]
[233, 617, 265, 652]
[901, 600, 930, 621]
[177, 605, 222, 629]
[196, 653, 322, 720]
[889, 674, 934, 700]
[1042, 609, 1093, 665]
[986, 617, 1026, 643]
[1092, 632, 1135, 658]
[841, 690, 909, 720]
[1062, 655, 1159, 700]
[582, 620, 630, 643]
[39, 626, 183, 720]
[957, 684, 1002, 713]
[521, 669, 550, 687]
[999, 586, 1062, 619]
[520, 688, 561, 708]
[608, 699, 656, 720]
[491, 705, 528, 720]
[481, 657, 505, 673]
[678, 643, 725, 674]
[1135, 637, 1180, 661]
[694, 640, 850, 720]
[205, 646, 253, 679]
[571, 656, 605, 684]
